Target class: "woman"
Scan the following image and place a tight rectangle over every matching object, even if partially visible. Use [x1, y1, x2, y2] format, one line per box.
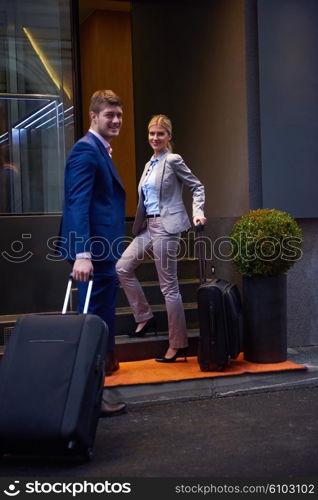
[116, 114, 206, 362]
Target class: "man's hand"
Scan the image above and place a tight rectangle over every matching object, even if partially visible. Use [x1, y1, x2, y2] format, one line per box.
[72, 259, 93, 282]
[193, 216, 207, 226]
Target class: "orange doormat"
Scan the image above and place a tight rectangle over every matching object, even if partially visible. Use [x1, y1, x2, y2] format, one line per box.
[105, 353, 306, 387]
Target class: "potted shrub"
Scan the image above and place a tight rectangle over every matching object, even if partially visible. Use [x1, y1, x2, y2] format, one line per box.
[229, 209, 303, 363]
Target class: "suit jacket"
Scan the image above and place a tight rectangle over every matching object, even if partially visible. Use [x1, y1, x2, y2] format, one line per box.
[132, 153, 205, 235]
[60, 132, 125, 261]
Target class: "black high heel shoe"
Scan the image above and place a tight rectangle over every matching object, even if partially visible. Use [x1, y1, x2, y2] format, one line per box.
[129, 317, 157, 338]
[155, 347, 188, 363]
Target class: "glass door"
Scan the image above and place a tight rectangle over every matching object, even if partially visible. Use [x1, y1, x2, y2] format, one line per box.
[0, 0, 75, 214]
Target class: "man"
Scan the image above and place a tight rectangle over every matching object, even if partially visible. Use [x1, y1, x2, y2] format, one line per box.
[60, 90, 126, 417]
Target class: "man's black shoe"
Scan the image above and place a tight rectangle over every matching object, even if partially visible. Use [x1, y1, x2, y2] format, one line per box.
[100, 400, 127, 417]
[105, 350, 120, 376]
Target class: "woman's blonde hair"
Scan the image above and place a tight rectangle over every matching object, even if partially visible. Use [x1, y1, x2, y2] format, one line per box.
[148, 114, 173, 152]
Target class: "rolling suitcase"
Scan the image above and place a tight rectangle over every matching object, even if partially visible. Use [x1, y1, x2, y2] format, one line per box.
[196, 225, 243, 371]
[0, 274, 108, 461]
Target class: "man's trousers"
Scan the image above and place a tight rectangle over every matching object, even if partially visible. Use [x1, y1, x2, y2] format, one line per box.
[77, 261, 118, 353]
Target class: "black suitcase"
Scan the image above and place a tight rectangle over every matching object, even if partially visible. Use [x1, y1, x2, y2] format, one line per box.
[195, 225, 242, 371]
[197, 279, 242, 371]
[0, 275, 107, 461]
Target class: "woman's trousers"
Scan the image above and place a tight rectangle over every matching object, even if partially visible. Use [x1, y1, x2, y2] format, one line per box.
[116, 217, 188, 349]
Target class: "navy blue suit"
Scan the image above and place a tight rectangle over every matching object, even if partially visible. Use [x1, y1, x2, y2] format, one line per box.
[60, 132, 125, 352]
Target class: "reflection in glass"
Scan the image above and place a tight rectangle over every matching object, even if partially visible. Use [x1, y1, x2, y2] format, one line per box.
[0, 0, 74, 214]
[0, 95, 74, 213]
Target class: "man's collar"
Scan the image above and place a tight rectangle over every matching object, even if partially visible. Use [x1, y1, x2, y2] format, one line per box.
[89, 128, 111, 154]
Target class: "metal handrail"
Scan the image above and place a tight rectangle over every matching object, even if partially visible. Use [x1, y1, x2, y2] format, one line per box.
[0, 93, 60, 99]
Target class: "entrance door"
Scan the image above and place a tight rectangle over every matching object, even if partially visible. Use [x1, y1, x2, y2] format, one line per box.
[78, 0, 137, 216]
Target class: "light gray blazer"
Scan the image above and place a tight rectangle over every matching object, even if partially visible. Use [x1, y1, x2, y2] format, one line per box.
[132, 153, 205, 235]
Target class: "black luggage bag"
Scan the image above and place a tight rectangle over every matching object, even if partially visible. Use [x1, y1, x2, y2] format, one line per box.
[196, 225, 243, 371]
[0, 275, 108, 461]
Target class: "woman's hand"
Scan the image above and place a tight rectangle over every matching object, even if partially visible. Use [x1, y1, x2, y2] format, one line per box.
[193, 216, 207, 226]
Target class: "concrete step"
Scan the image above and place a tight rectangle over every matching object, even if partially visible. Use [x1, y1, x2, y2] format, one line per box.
[0, 302, 199, 357]
[0, 319, 199, 362]
[114, 301, 198, 336]
[116, 278, 199, 307]
[70, 278, 199, 309]
[134, 258, 199, 281]
[115, 329, 200, 362]
[0, 318, 14, 355]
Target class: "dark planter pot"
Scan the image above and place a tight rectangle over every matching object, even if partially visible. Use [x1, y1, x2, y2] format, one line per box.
[243, 275, 287, 363]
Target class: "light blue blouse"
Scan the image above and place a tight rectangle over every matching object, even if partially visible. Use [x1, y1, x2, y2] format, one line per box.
[142, 151, 168, 215]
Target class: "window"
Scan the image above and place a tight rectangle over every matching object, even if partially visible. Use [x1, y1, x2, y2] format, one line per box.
[0, 0, 74, 214]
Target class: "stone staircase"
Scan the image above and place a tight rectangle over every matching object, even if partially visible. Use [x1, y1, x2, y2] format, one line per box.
[114, 257, 200, 361]
[0, 225, 201, 361]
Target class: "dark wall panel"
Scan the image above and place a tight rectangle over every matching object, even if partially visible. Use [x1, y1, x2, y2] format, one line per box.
[0, 216, 70, 315]
[258, 0, 318, 217]
[132, 0, 249, 219]
[287, 219, 318, 346]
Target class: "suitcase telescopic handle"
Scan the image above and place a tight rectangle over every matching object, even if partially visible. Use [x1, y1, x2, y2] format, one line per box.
[62, 273, 93, 315]
[195, 223, 207, 284]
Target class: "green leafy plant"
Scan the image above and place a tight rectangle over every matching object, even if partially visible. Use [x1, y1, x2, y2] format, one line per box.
[229, 209, 303, 276]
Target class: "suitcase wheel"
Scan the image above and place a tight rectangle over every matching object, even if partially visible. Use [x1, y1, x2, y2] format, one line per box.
[67, 440, 94, 462]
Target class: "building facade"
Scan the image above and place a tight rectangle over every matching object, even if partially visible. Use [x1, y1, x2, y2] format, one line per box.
[1, 0, 318, 348]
